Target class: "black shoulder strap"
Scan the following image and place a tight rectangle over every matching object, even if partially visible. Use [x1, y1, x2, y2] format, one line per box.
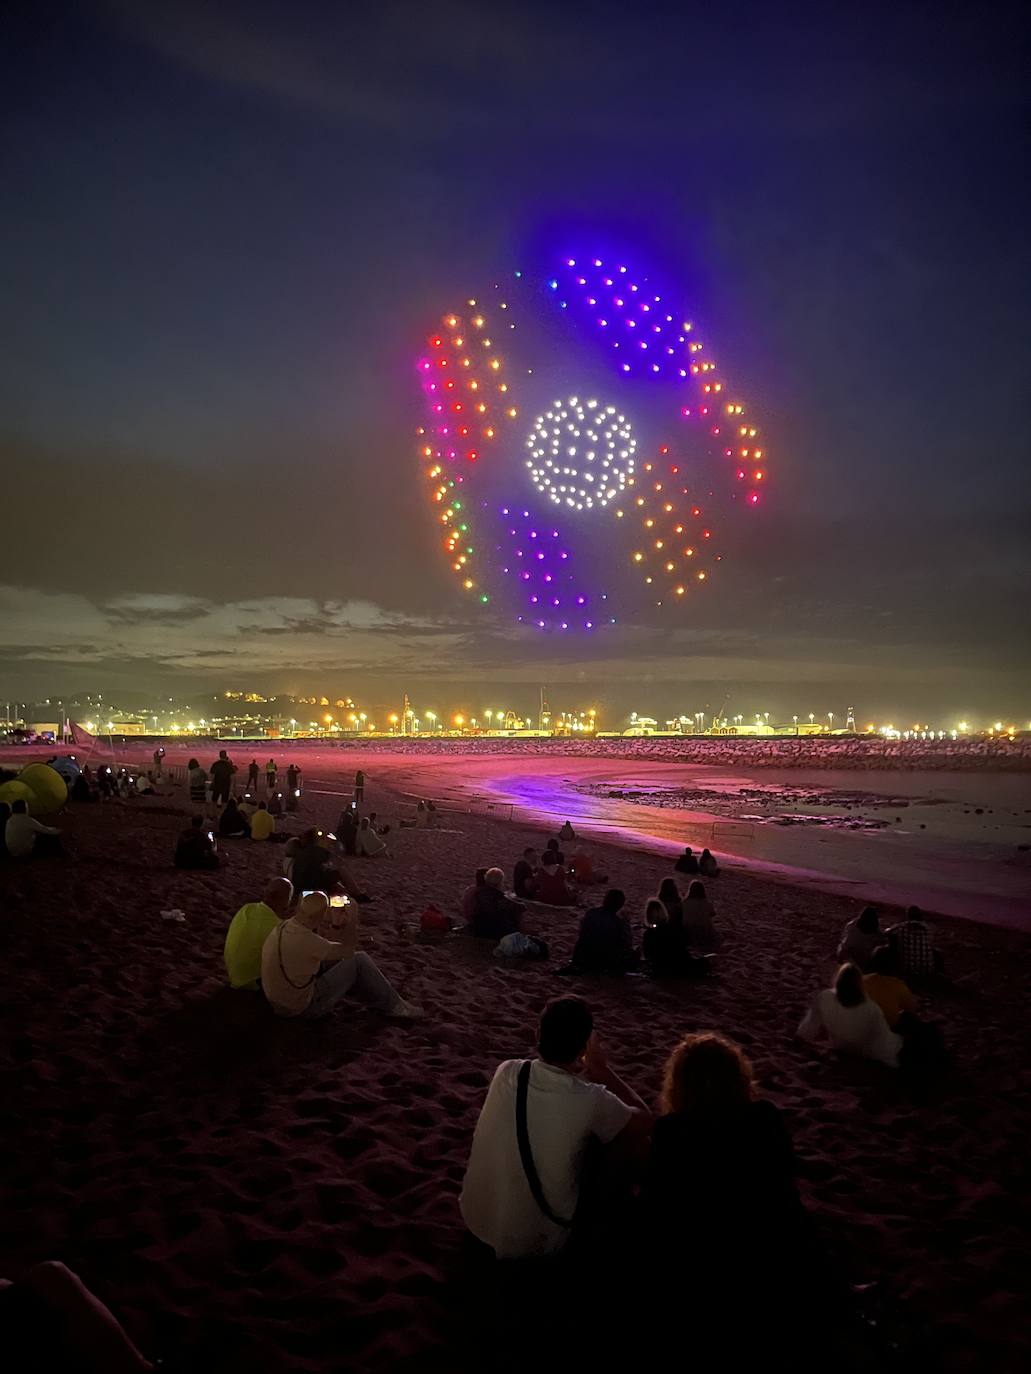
[515, 1061, 572, 1229]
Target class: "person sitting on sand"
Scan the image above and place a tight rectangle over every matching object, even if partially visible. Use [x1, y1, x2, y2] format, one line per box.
[6, 799, 62, 858]
[260, 891, 421, 1020]
[568, 889, 639, 974]
[698, 848, 720, 878]
[0, 801, 10, 858]
[356, 816, 390, 858]
[558, 820, 577, 843]
[544, 836, 566, 866]
[224, 877, 293, 990]
[836, 906, 883, 971]
[568, 847, 607, 885]
[268, 790, 284, 818]
[533, 854, 576, 907]
[681, 880, 717, 950]
[471, 868, 525, 940]
[642, 898, 690, 976]
[460, 995, 651, 1259]
[174, 816, 218, 870]
[657, 877, 683, 925]
[292, 829, 352, 893]
[286, 763, 300, 794]
[642, 1035, 819, 1354]
[461, 868, 488, 923]
[887, 906, 943, 979]
[862, 943, 918, 1030]
[249, 800, 275, 841]
[237, 793, 257, 820]
[797, 962, 902, 1067]
[674, 846, 699, 875]
[513, 847, 538, 899]
[218, 796, 250, 838]
[187, 758, 208, 804]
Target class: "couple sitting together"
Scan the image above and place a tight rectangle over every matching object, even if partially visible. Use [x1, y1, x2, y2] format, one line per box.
[223, 878, 422, 1020]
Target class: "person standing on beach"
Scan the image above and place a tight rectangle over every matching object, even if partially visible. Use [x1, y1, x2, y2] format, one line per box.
[354, 768, 365, 802]
[260, 891, 421, 1020]
[247, 758, 260, 791]
[460, 996, 650, 1259]
[209, 749, 236, 805]
[266, 758, 278, 791]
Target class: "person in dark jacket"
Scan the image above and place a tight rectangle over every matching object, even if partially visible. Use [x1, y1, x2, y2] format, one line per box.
[569, 889, 638, 973]
[673, 846, 699, 875]
[512, 847, 538, 899]
[209, 750, 237, 806]
[218, 797, 249, 837]
[174, 816, 218, 870]
[642, 1033, 830, 1361]
[470, 868, 525, 939]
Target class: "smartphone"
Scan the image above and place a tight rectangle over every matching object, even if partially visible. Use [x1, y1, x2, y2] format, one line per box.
[330, 894, 351, 908]
[350, 800, 358, 812]
[207, 831, 215, 842]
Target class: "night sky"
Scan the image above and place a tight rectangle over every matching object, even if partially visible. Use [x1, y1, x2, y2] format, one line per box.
[2, 0, 1028, 722]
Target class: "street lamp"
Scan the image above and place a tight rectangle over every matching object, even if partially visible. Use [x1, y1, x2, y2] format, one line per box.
[828, 712, 835, 730]
[425, 711, 437, 731]
[808, 712, 815, 725]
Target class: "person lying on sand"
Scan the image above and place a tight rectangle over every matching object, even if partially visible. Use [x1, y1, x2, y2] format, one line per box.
[460, 995, 651, 1259]
[469, 868, 525, 940]
[260, 891, 421, 1020]
[798, 962, 901, 1067]
[224, 877, 293, 990]
[173, 815, 218, 870]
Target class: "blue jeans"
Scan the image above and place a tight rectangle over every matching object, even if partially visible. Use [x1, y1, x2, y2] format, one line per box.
[302, 952, 398, 1019]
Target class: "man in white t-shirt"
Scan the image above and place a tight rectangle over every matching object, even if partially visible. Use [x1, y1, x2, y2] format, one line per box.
[260, 891, 422, 1021]
[460, 996, 651, 1259]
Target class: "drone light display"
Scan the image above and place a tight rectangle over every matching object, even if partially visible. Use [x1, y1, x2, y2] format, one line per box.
[416, 251, 768, 629]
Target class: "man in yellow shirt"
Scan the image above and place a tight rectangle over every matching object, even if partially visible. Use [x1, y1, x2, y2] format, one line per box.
[250, 800, 276, 841]
[224, 877, 293, 990]
[863, 944, 918, 1029]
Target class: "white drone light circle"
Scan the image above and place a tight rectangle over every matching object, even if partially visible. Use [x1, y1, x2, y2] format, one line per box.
[526, 396, 636, 511]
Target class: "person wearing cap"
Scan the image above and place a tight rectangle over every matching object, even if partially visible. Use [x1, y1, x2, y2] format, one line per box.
[260, 892, 421, 1020]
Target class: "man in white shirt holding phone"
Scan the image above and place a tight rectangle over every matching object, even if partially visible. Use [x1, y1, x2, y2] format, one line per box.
[261, 891, 422, 1021]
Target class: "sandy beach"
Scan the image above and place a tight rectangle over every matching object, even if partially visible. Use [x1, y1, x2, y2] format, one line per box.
[2, 742, 1030, 1371]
